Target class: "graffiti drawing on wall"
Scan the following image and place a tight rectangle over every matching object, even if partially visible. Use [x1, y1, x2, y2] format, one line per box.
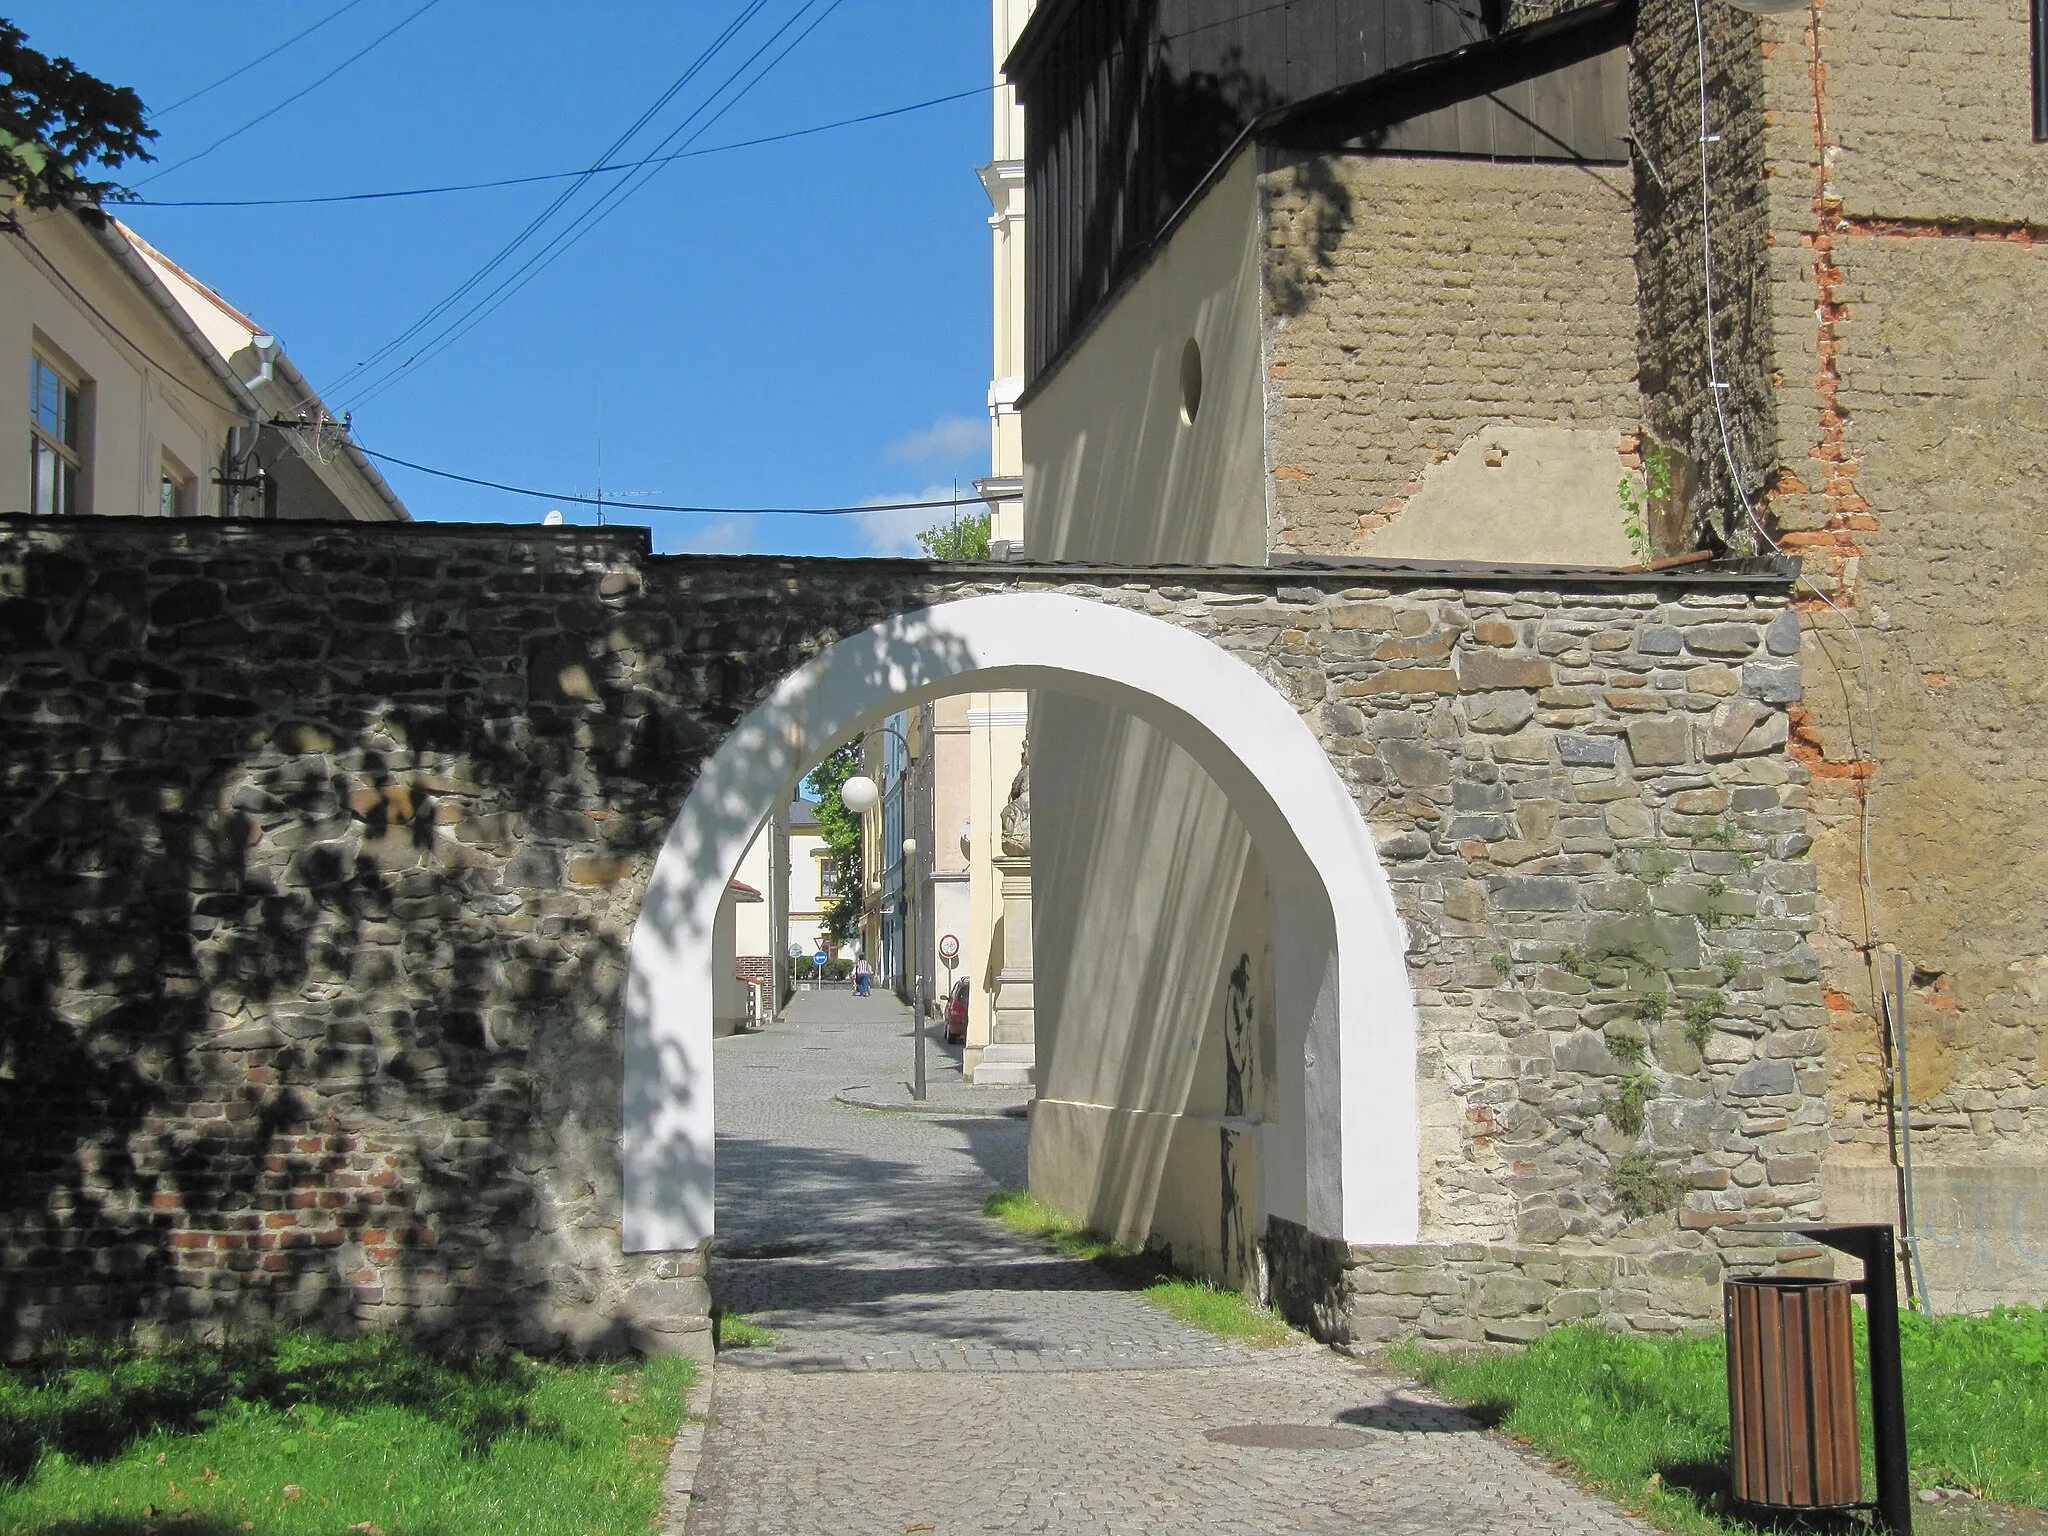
[1220, 953, 1258, 1288]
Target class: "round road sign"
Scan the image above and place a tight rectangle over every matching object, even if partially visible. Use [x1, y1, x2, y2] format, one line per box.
[938, 934, 960, 964]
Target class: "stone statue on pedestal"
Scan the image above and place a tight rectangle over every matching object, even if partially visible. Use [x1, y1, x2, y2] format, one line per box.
[978, 743, 1036, 1086]
[999, 740, 1030, 856]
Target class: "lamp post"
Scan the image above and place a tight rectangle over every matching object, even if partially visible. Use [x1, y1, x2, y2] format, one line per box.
[839, 727, 927, 1101]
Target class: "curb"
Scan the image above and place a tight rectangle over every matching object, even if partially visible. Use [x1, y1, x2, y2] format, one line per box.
[657, 1341, 716, 1534]
[834, 1085, 1030, 1118]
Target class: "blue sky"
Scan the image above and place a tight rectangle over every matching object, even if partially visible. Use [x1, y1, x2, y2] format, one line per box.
[13, 1, 995, 555]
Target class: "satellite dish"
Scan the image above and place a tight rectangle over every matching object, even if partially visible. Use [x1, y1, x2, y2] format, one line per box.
[543, 509, 565, 526]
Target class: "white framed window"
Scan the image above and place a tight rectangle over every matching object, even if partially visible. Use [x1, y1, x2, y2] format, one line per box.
[30, 352, 84, 517]
[159, 451, 195, 517]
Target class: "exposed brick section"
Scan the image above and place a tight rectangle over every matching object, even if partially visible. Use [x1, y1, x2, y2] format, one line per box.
[1260, 155, 1641, 554]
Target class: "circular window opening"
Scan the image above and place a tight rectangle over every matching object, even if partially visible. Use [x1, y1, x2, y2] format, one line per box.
[1179, 336, 1203, 425]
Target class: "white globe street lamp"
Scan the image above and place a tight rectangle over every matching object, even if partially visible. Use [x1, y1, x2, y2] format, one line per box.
[836, 735, 927, 1100]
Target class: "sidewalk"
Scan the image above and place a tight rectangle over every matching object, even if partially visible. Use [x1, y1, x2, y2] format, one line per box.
[784, 986, 1033, 1116]
[690, 987, 1653, 1536]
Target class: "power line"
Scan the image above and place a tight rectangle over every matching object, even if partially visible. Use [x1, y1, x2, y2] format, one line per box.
[133, 0, 448, 187]
[317, 0, 780, 403]
[5, 225, 245, 415]
[119, 86, 993, 209]
[344, 0, 844, 409]
[355, 442, 989, 518]
[343, 0, 852, 412]
[147, 0, 372, 119]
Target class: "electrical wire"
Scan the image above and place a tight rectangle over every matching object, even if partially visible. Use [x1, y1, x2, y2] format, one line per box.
[119, 86, 993, 209]
[342, 0, 850, 412]
[347, 0, 848, 407]
[5, 213, 984, 525]
[5, 223, 247, 416]
[349, 0, 849, 408]
[132, 0, 448, 187]
[317, 0, 780, 404]
[354, 442, 989, 517]
[147, 0, 372, 119]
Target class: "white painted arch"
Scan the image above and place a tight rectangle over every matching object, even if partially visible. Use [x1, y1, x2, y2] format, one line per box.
[620, 591, 1419, 1252]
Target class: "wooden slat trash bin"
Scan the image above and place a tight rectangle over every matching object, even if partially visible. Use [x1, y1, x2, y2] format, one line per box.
[1725, 1275, 1863, 1510]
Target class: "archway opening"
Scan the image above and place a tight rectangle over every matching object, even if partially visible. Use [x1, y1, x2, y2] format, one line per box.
[620, 591, 1419, 1263]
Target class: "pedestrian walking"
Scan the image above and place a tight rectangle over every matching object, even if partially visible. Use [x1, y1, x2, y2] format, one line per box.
[853, 956, 871, 997]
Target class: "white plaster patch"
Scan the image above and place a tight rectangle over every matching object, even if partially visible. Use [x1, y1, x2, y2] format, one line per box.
[1359, 424, 1635, 565]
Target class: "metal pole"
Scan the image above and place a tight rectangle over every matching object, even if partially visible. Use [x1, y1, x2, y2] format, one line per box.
[2035, 0, 2048, 140]
[767, 811, 786, 1019]
[911, 884, 926, 1101]
[1862, 1227, 1913, 1535]
[1893, 952, 1934, 1313]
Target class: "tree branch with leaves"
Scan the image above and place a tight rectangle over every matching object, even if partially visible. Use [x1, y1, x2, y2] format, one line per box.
[916, 509, 991, 561]
[803, 739, 867, 951]
[1, 19, 154, 222]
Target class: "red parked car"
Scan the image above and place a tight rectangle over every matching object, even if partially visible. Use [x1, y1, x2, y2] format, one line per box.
[944, 979, 970, 1044]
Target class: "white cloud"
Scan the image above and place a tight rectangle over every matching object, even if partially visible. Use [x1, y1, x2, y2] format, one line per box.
[885, 415, 985, 465]
[662, 517, 754, 555]
[855, 485, 963, 556]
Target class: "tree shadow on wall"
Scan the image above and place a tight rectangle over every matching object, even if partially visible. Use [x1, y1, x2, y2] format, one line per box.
[1264, 150, 1358, 319]
[0, 522, 976, 1357]
[1063, 28, 1283, 337]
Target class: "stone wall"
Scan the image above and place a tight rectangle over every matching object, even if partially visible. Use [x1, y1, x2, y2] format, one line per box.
[1229, 572, 1826, 1337]
[1265, 1216, 1833, 1346]
[1261, 154, 1641, 558]
[0, 519, 973, 1356]
[0, 516, 1814, 1352]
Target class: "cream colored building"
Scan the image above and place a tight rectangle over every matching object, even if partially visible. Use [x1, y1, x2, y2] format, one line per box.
[784, 800, 837, 961]
[975, 0, 1029, 555]
[125, 228, 409, 523]
[928, 697, 973, 1014]
[727, 800, 837, 1017]
[732, 830, 773, 970]
[849, 1, 1033, 1061]
[1008, 6, 1638, 1289]
[747, 803, 836, 961]
[2, 194, 405, 523]
[956, 0, 1034, 1081]
[710, 878, 764, 1037]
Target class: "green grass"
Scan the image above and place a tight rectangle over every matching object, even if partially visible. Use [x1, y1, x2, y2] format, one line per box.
[1142, 1280, 1294, 1347]
[1395, 1307, 2048, 1533]
[0, 1332, 693, 1536]
[712, 1311, 776, 1351]
[981, 1189, 1293, 1348]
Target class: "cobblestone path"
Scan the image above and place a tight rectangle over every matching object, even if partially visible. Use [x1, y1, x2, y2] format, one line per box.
[687, 990, 1648, 1535]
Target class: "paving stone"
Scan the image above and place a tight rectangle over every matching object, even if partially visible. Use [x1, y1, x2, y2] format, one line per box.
[688, 990, 1656, 1536]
